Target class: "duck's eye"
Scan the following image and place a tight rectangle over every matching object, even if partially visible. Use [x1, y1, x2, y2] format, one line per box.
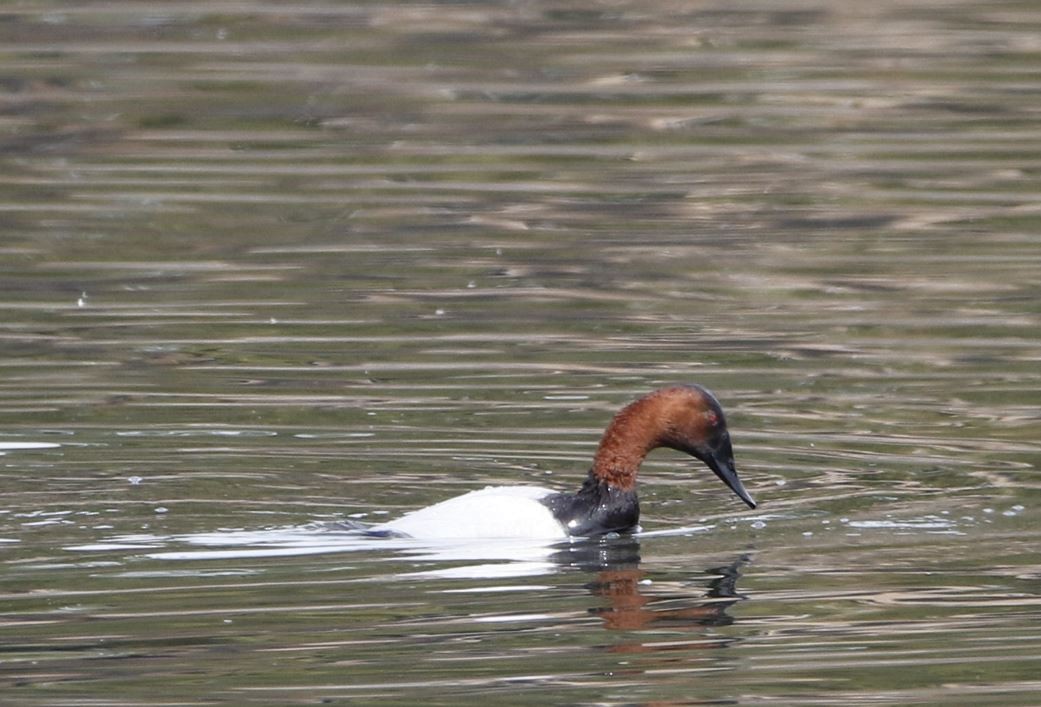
[705, 411, 718, 427]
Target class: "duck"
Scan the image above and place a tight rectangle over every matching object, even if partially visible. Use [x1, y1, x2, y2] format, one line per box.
[367, 385, 756, 540]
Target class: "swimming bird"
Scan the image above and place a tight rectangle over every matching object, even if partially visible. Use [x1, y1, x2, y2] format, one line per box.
[368, 385, 756, 540]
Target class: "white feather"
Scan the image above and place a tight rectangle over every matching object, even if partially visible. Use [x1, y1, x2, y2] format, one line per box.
[372, 486, 567, 540]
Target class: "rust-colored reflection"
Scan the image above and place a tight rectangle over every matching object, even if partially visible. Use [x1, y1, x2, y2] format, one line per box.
[561, 543, 751, 655]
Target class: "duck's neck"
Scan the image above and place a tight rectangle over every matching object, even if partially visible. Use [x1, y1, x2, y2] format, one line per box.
[543, 392, 668, 536]
[590, 394, 663, 491]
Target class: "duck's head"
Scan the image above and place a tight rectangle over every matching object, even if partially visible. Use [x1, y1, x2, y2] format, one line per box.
[654, 385, 757, 510]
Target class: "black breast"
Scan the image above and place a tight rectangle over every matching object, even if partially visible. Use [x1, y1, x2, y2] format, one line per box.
[540, 471, 640, 537]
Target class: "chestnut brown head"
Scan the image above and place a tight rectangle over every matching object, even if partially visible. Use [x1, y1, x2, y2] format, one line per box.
[654, 385, 757, 510]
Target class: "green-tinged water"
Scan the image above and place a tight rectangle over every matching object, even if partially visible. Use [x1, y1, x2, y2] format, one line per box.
[2, 0, 1040, 704]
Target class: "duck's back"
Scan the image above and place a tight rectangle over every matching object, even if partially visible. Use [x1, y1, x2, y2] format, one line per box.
[371, 486, 566, 540]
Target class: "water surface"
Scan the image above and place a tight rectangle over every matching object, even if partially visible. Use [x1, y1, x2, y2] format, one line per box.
[2, 0, 1040, 704]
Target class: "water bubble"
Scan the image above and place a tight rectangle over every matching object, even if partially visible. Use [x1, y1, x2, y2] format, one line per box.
[154, 507, 168, 514]
[128, 476, 143, 485]
[750, 520, 766, 530]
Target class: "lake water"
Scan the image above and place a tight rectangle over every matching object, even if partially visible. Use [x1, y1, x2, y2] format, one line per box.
[2, 0, 1040, 704]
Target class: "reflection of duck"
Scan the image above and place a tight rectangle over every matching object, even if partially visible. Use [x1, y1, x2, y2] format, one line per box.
[589, 553, 752, 633]
[369, 386, 757, 540]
